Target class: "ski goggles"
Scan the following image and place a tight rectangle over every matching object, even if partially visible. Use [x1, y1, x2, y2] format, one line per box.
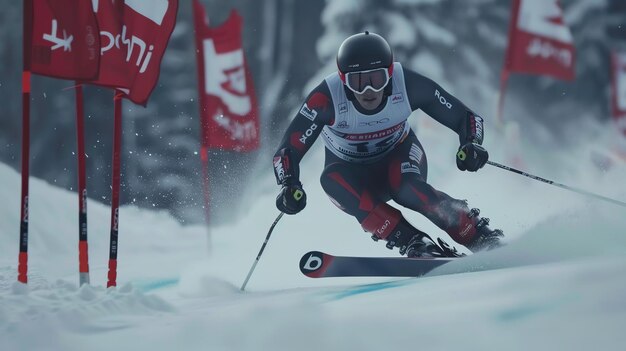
[344, 67, 391, 95]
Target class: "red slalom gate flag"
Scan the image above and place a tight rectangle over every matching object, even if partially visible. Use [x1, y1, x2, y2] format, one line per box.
[611, 50, 626, 136]
[91, 0, 178, 105]
[24, 0, 100, 79]
[503, 0, 576, 81]
[193, 1, 260, 152]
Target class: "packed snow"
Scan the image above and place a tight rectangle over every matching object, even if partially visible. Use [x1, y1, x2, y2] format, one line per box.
[1, 115, 626, 350]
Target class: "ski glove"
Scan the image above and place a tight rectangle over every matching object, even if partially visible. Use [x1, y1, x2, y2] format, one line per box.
[456, 142, 488, 172]
[276, 182, 307, 215]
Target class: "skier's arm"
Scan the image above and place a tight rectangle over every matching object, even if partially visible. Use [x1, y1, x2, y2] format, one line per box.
[404, 69, 483, 145]
[273, 82, 334, 186]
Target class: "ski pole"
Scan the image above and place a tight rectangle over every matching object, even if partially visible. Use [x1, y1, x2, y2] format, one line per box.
[486, 161, 626, 208]
[240, 212, 284, 291]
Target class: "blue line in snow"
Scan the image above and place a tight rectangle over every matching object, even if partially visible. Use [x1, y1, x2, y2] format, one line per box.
[134, 278, 179, 292]
[330, 279, 415, 300]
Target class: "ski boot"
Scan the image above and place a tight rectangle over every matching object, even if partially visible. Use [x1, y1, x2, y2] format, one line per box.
[465, 208, 504, 252]
[368, 213, 465, 258]
[398, 232, 444, 258]
[381, 230, 464, 258]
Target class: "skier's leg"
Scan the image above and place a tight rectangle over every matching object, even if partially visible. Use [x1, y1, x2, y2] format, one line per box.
[387, 134, 503, 251]
[319, 151, 446, 256]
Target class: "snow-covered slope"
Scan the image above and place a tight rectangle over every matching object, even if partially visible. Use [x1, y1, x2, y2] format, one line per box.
[1, 127, 626, 351]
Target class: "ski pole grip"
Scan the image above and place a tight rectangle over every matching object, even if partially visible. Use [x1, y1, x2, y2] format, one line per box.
[456, 149, 467, 161]
[293, 189, 304, 201]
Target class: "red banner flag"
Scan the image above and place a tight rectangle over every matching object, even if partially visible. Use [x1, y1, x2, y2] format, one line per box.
[24, 0, 100, 79]
[90, 0, 178, 105]
[504, 0, 576, 81]
[193, 1, 260, 152]
[611, 50, 626, 136]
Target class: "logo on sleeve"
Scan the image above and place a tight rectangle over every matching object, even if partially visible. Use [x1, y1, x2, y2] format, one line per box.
[435, 89, 452, 109]
[273, 156, 285, 182]
[471, 114, 484, 143]
[299, 123, 318, 144]
[299, 103, 318, 121]
[301, 92, 330, 121]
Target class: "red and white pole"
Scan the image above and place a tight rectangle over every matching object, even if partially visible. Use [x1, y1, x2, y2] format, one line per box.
[107, 91, 124, 288]
[75, 84, 90, 285]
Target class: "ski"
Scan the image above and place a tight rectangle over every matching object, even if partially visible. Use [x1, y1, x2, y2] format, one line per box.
[299, 251, 458, 278]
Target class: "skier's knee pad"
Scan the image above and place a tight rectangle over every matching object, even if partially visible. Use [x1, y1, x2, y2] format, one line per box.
[360, 203, 403, 240]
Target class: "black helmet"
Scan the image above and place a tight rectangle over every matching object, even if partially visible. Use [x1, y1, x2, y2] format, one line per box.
[337, 31, 393, 79]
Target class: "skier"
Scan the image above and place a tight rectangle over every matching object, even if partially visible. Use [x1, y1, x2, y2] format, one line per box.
[272, 31, 503, 257]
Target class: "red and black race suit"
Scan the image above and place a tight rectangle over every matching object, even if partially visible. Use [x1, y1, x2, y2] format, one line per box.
[273, 64, 484, 246]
